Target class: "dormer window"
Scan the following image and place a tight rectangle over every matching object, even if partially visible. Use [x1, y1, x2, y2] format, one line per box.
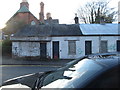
[31, 21, 36, 25]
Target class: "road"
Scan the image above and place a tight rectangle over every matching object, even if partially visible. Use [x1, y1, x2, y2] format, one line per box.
[0, 65, 60, 85]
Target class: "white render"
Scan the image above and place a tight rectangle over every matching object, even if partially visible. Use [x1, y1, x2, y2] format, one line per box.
[11, 36, 119, 59]
[12, 42, 40, 57]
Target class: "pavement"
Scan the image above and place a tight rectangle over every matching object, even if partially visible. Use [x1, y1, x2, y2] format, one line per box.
[0, 57, 72, 67]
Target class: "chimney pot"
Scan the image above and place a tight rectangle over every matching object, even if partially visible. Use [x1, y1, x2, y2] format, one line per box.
[20, 0, 29, 9]
[46, 12, 52, 20]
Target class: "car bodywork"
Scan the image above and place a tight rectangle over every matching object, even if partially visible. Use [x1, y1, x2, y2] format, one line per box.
[0, 52, 120, 90]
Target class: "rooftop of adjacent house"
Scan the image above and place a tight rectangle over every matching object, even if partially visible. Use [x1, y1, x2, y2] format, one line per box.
[80, 24, 119, 35]
[13, 24, 82, 37]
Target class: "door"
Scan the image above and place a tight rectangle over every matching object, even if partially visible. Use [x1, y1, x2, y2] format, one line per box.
[85, 41, 92, 55]
[117, 40, 120, 52]
[40, 42, 47, 58]
[100, 41, 108, 53]
[53, 41, 59, 59]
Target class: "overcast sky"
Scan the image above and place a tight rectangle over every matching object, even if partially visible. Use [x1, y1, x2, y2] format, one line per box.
[0, 0, 119, 29]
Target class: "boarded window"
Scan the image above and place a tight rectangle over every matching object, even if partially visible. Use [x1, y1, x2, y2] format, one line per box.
[68, 41, 76, 55]
[100, 41, 108, 53]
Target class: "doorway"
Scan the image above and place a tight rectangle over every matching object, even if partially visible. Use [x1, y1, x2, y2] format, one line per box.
[53, 41, 59, 59]
[85, 41, 92, 55]
[40, 42, 47, 58]
[117, 40, 120, 52]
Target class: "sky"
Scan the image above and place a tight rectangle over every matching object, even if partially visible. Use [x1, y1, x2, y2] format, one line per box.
[0, 0, 119, 29]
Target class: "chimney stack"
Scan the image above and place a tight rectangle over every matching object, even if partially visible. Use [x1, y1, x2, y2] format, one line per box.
[100, 16, 105, 25]
[74, 13, 79, 24]
[20, 0, 29, 9]
[39, 2, 44, 24]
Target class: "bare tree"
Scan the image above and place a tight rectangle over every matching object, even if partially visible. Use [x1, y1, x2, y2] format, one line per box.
[78, 0, 117, 24]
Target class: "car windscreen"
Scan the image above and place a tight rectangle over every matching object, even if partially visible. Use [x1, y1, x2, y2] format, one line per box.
[42, 58, 104, 88]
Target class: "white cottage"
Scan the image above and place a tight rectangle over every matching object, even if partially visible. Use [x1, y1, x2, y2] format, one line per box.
[10, 24, 120, 59]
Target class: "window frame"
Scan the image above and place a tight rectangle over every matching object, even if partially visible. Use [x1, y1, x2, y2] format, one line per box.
[68, 40, 76, 55]
[100, 40, 108, 53]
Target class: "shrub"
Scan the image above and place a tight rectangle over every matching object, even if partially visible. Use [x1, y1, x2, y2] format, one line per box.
[2, 39, 12, 57]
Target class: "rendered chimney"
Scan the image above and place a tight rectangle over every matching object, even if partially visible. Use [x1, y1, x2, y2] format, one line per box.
[46, 12, 52, 20]
[20, 0, 29, 9]
[39, 2, 44, 24]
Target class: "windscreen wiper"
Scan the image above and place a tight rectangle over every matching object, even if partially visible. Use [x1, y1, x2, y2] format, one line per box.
[0, 72, 48, 89]
[0, 70, 70, 90]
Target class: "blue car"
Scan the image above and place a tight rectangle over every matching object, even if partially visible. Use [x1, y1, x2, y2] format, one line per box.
[0, 52, 120, 89]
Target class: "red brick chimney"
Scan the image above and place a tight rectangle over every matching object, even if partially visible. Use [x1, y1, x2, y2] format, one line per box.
[39, 2, 44, 24]
[20, 0, 29, 9]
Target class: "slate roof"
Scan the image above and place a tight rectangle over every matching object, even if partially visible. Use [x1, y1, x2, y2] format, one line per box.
[12, 23, 120, 38]
[80, 24, 119, 35]
[13, 24, 82, 37]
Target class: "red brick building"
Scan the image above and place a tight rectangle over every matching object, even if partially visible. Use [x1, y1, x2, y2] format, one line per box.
[7, 0, 39, 25]
[4, 0, 59, 35]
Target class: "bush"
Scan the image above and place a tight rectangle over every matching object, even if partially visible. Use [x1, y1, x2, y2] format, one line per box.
[2, 39, 12, 57]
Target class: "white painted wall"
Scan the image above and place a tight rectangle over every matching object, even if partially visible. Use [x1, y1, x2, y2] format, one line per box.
[12, 36, 119, 59]
[47, 42, 51, 58]
[12, 42, 40, 57]
[51, 36, 119, 59]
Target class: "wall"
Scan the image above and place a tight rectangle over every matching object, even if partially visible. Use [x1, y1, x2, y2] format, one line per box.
[101, 36, 117, 52]
[7, 12, 39, 25]
[51, 36, 118, 59]
[17, 13, 39, 24]
[51, 36, 99, 59]
[12, 36, 119, 59]
[12, 42, 40, 58]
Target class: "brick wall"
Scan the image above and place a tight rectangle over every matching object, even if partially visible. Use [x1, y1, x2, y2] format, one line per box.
[7, 12, 39, 25]
[17, 13, 39, 24]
